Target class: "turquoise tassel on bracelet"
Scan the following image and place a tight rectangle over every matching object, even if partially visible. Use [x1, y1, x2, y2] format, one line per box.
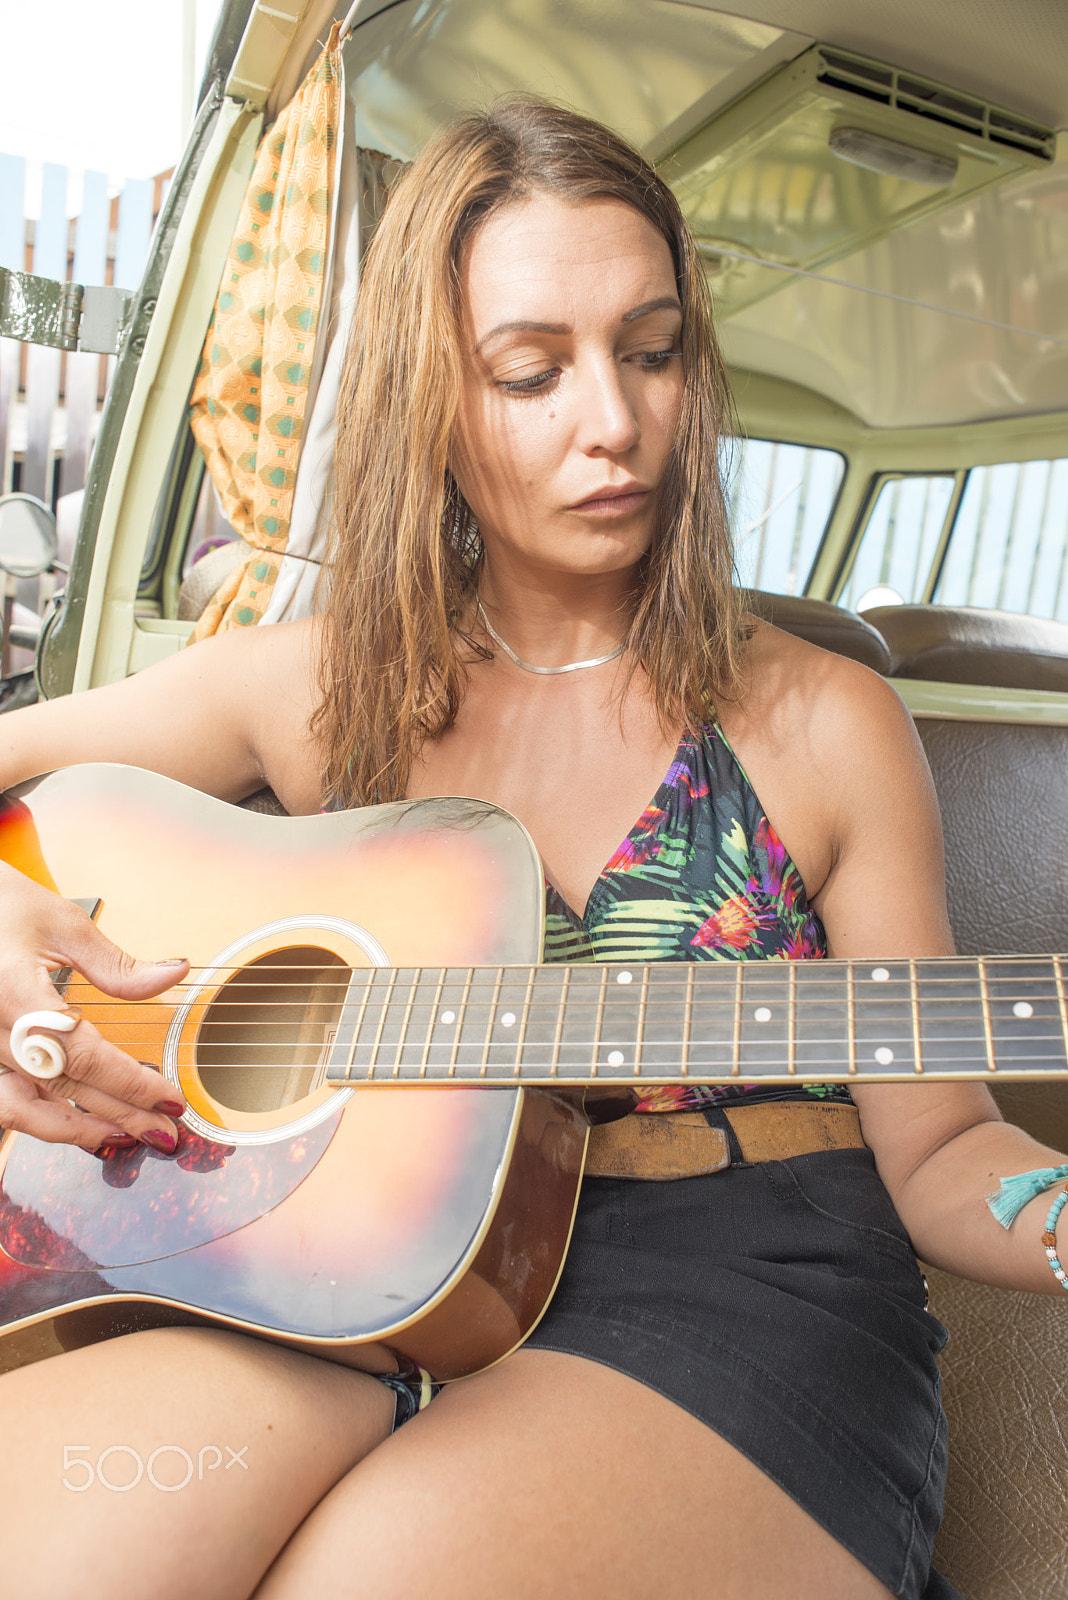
[985, 1164, 1068, 1228]
[985, 1163, 1068, 1295]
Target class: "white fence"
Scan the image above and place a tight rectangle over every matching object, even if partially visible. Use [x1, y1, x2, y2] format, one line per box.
[0, 155, 166, 509]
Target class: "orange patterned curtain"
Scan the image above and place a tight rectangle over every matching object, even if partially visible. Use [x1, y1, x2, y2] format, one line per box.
[188, 24, 342, 639]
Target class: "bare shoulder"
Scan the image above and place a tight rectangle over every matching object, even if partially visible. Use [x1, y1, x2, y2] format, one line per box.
[739, 617, 919, 779]
[230, 616, 326, 810]
[723, 620, 951, 956]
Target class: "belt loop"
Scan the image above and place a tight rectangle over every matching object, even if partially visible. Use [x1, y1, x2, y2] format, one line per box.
[699, 1103, 747, 1166]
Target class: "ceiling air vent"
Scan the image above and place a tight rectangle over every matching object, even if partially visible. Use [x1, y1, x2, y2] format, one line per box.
[663, 44, 1056, 316]
[816, 48, 1055, 162]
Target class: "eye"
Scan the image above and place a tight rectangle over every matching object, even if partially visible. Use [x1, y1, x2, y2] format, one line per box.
[630, 349, 678, 370]
[497, 368, 560, 397]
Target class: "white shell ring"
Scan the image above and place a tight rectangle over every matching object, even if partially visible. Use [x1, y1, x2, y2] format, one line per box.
[8, 1011, 79, 1080]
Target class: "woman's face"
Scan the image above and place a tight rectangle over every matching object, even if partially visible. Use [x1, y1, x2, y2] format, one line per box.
[452, 193, 684, 586]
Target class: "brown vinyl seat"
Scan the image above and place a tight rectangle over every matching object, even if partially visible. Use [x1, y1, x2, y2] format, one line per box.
[911, 701, 1068, 1600]
[744, 589, 892, 674]
[866, 603, 1068, 692]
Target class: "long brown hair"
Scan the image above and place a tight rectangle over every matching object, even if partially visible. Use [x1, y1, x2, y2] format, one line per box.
[315, 97, 745, 804]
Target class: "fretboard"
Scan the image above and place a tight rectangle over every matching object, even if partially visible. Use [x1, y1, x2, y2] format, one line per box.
[322, 954, 1068, 1087]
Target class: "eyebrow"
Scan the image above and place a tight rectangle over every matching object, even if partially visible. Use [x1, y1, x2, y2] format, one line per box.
[473, 296, 682, 355]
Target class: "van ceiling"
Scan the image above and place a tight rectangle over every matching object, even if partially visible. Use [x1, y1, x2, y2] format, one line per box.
[331, 0, 1068, 432]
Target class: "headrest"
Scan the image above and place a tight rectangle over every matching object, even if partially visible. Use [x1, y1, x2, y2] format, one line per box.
[742, 591, 891, 675]
[862, 605, 1068, 692]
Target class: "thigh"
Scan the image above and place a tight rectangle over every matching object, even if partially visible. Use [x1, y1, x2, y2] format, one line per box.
[0, 1327, 394, 1600]
[255, 1349, 894, 1600]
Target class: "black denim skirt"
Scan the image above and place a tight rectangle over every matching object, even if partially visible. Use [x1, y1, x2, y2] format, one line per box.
[524, 1112, 958, 1600]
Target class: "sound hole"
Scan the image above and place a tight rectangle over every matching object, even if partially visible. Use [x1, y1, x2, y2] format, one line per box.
[197, 946, 351, 1113]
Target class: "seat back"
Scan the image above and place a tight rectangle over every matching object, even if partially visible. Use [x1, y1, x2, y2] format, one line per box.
[912, 705, 1068, 1600]
[866, 603, 1068, 692]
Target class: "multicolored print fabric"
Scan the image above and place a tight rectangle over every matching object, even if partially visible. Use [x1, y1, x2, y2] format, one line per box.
[543, 723, 851, 1112]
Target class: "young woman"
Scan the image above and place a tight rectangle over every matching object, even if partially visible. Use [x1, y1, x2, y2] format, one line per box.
[0, 100, 1062, 1600]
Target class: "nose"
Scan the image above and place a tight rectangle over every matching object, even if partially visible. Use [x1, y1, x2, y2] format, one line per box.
[575, 357, 642, 457]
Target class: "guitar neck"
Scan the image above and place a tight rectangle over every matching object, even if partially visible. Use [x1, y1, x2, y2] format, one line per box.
[322, 953, 1068, 1088]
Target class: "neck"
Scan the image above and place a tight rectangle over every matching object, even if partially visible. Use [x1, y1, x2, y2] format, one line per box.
[476, 567, 637, 672]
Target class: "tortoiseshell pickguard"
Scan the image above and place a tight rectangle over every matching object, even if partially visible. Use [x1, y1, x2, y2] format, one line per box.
[0, 1118, 339, 1270]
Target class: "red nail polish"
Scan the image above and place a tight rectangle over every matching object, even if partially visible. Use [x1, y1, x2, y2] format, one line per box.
[141, 1129, 178, 1154]
[155, 1100, 186, 1117]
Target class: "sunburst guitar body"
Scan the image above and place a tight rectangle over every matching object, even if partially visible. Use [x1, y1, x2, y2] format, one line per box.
[0, 764, 590, 1381]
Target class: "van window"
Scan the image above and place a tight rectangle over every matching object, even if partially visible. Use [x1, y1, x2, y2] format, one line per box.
[727, 439, 845, 596]
[934, 458, 1068, 620]
[839, 474, 956, 611]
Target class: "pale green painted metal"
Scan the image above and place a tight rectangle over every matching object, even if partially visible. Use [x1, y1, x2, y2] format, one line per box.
[894, 678, 1068, 727]
[0, 268, 134, 355]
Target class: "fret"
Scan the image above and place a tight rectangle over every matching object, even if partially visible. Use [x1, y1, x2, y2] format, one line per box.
[556, 964, 603, 1073]
[339, 967, 374, 1083]
[914, 958, 987, 1076]
[853, 961, 919, 1075]
[514, 967, 535, 1079]
[908, 958, 924, 1074]
[846, 960, 856, 1077]
[731, 965, 743, 1077]
[793, 959, 851, 1077]
[550, 966, 571, 1080]
[521, 965, 567, 1076]
[786, 962, 797, 1075]
[736, 965, 790, 1074]
[1055, 957, 1068, 1062]
[369, 967, 399, 1079]
[420, 969, 447, 1079]
[591, 965, 609, 1075]
[447, 968, 475, 1079]
[977, 957, 998, 1073]
[636, 967, 649, 1077]
[984, 956, 1065, 1075]
[681, 965, 694, 1077]
[595, 966, 643, 1078]
[481, 967, 505, 1079]
[395, 968, 421, 1080]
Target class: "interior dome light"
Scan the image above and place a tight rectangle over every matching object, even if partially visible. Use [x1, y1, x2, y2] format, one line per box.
[829, 127, 958, 188]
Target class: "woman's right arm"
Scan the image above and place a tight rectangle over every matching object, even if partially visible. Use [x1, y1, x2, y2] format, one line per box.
[0, 619, 319, 1151]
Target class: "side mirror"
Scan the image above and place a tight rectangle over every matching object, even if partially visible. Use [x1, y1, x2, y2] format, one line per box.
[0, 494, 58, 579]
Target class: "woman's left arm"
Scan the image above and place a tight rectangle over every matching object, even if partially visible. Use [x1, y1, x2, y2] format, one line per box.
[808, 658, 1067, 1295]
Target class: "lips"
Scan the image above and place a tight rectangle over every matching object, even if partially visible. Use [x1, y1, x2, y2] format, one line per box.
[570, 483, 651, 513]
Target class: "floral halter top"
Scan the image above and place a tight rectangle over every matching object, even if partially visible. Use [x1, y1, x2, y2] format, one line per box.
[543, 723, 850, 1113]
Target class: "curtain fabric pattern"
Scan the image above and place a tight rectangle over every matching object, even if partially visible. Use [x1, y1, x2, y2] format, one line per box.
[188, 24, 342, 639]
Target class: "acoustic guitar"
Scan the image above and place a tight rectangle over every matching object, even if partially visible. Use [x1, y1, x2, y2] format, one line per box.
[0, 765, 1064, 1380]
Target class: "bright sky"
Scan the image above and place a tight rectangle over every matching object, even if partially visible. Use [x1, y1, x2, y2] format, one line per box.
[1, 0, 225, 215]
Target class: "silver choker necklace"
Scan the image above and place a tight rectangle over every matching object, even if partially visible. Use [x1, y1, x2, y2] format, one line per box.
[476, 599, 625, 676]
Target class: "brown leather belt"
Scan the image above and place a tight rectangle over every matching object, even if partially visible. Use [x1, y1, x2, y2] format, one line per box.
[585, 1103, 865, 1181]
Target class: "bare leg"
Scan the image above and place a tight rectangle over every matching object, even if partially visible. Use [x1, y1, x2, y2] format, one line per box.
[256, 1349, 895, 1600]
[0, 1328, 394, 1600]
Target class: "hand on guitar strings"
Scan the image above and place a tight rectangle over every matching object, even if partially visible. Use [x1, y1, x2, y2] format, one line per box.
[0, 864, 189, 1153]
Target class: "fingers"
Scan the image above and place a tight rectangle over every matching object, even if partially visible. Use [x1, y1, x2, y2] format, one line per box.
[40, 900, 190, 1002]
[0, 1068, 128, 1153]
[0, 872, 192, 1153]
[0, 1017, 185, 1151]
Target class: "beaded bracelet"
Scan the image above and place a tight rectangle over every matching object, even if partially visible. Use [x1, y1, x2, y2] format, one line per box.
[986, 1163, 1068, 1294]
[1042, 1185, 1068, 1294]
